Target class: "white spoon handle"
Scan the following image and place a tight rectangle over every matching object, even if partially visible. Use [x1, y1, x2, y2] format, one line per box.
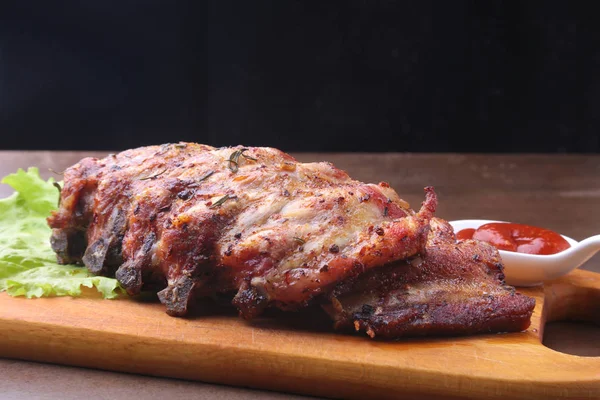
[571, 235, 600, 269]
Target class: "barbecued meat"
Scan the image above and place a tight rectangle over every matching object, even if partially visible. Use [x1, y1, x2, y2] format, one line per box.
[47, 142, 535, 337]
[48, 143, 436, 317]
[324, 218, 535, 338]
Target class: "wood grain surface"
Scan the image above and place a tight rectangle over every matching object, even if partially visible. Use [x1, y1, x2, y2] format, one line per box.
[1, 269, 599, 400]
[1, 151, 599, 399]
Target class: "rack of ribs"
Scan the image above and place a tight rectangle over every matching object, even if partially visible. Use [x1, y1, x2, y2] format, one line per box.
[47, 143, 535, 338]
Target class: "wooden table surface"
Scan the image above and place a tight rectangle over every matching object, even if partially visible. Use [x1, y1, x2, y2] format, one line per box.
[1, 150, 599, 400]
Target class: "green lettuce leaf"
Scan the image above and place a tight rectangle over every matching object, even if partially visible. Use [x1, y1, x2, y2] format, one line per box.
[0, 167, 124, 299]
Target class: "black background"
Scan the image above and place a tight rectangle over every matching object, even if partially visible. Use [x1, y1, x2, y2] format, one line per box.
[0, 1, 596, 153]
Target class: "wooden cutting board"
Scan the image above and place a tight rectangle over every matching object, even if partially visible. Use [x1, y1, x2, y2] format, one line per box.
[1, 269, 599, 400]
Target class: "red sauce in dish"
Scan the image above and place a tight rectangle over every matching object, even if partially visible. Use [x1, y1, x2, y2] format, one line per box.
[456, 223, 570, 255]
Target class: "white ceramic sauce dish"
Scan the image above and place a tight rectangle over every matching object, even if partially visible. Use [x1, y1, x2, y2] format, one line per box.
[448, 219, 600, 287]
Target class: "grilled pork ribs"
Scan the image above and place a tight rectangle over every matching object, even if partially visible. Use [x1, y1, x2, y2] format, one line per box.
[48, 143, 535, 337]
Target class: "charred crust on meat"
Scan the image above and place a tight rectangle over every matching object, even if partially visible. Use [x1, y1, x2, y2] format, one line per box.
[50, 228, 87, 264]
[115, 261, 143, 295]
[157, 276, 199, 317]
[82, 238, 111, 274]
[141, 232, 156, 253]
[177, 189, 194, 200]
[82, 207, 127, 274]
[361, 304, 374, 315]
[232, 281, 269, 319]
[114, 231, 156, 295]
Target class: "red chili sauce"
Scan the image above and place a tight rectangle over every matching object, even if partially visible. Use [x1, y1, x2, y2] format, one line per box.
[456, 223, 570, 255]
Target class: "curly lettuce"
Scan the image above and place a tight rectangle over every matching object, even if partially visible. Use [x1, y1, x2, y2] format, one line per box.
[0, 167, 123, 299]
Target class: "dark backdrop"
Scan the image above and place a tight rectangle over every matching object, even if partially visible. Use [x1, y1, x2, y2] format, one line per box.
[0, 1, 596, 152]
